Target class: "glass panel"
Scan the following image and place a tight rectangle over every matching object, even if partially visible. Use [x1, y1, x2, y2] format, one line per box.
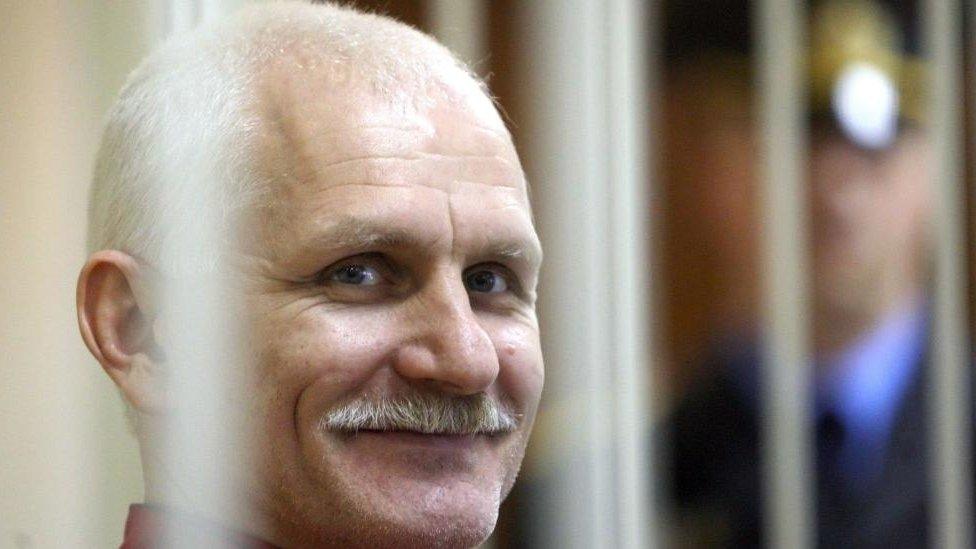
[5, 0, 974, 547]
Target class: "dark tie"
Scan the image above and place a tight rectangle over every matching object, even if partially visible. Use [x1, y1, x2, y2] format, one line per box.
[817, 411, 845, 475]
[816, 410, 850, 546]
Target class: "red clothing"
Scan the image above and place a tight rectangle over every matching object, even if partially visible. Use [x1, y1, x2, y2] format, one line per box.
[120, 504, 282, 549]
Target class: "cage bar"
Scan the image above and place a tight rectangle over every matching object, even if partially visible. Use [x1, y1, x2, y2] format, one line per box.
[756, 1, 814, 548]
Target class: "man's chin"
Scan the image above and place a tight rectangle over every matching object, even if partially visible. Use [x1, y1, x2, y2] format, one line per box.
[307, 430, 511, 546]
[328, 474, 501, 549]
[360, 495, 498, 549]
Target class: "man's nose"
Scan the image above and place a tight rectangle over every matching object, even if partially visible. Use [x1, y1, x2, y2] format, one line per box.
[392, 274, 500, 395]
[809, 142, 858, 205]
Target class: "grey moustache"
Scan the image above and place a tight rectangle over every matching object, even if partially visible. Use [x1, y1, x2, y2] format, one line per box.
[321, 392, 520, 435]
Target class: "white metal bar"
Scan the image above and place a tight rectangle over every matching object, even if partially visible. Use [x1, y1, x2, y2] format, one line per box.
[199, 0, 225, 25]
[524, 0, 611, 546]
[523, 0, 654, 546]
[563, 0, 614, 544]
[606, 0, 656, 547]
[166, 0, 200, 35]
[428, 0, 488, 72]
[755, 1, 814, 548]
[159, 2, 243, 546]
[428, 5, 526, 548]
[925, 1, 973, 547]
[200, 0, 263, 25]
[167, 0, 259, 33]
[972, 0, 976, 352]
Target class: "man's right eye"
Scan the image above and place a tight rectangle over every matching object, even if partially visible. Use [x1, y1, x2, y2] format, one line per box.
[330, 264, 381, 286]
[315, 254, 392, 289]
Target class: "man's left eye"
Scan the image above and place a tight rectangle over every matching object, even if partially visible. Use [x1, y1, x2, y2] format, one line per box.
[330, 264, 382, 286]
[464, 268, 508, 294]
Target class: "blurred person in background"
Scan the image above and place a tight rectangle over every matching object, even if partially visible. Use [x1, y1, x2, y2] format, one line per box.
[661, 0, 968, 546]
[75, 2, 543, 547]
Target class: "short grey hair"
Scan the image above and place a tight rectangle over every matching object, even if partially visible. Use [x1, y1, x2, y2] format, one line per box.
[88, 1, 491, 274]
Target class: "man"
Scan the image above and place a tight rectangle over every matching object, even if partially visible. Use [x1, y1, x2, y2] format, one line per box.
[663, 0, 968, 547]
[75, 2, 544, 547]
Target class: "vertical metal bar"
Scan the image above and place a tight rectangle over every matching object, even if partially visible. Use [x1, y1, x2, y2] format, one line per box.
[199, 0, 224, 25]
[428, 7, 515, 549]
[428, 0, 488, 71]
[159, 2, 244, 546]
[522, 0, 616, 546]
[523, 0, 655, 546]
[166, 0, 200, 35]
[606, 0, 656, 547]
[199, 0, 262, 25]
[972, 0, 976, 356]
[572, 0, 615, 543]
[755, 1, 814, 548]
[925, 0, 973, 547]
[169, 0, 254, 31]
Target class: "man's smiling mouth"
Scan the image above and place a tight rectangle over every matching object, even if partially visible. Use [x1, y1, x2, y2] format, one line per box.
[340, 429, 493, 452]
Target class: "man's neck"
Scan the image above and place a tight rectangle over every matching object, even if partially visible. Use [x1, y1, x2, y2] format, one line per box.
[813, 289, 924, 365]
[121, 504, 282, 549]
[140, 445, 281, 548]
[813, 251, 924, 354]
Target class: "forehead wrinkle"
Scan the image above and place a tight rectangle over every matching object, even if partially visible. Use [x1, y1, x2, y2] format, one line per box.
[447, 191, 459, 271]
[292, 121, 515, 171]
[256, 66, 423, 186]
[262, 101, 522, 197]
[308, 161, 523, 196]
[258, 87, 313, 192]
[306, 184, 454, 247]
[445, 191, 542, 273]
[319, 151, 516, 172]
[254, 75, 533, 267]
[260, 75, 515, 163]
[256, 67, 523, 198]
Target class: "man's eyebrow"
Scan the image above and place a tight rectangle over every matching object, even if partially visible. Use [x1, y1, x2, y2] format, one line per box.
[475, 240, 543, 270]
[487, 242, 527, 259]
[308, 216, 542, 268]
[313, 217, 431, 251]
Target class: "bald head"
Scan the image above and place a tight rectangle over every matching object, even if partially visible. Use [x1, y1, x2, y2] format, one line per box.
[88, 1, 503, 274]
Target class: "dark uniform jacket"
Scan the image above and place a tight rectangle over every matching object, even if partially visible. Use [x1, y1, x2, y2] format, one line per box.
[667, 347, 972, 548]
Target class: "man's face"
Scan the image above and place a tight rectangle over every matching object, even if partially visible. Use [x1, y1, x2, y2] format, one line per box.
[666, 71, 931, 332]
[238, 67, 544, 546]
[808, 126, 932, 317]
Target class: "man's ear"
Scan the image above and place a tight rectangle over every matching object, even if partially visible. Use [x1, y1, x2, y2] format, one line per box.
[77, 250, 166, 415]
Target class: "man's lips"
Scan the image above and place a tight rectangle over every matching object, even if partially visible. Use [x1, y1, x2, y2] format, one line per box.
[336, 429, 496, 451]
[322, 430, 508, 477]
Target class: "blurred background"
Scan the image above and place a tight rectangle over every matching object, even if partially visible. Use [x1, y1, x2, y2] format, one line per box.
[2, 0, 975, 547]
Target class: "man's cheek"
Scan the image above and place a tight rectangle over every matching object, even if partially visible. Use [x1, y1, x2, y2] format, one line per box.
[259, 307, 388, 365]
[269, 311, 410, 412]
[491, 323, 544, 408]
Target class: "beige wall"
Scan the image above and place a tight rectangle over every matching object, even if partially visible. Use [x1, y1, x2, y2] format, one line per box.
[0, 2, 163, 546]
[0, 2, 282, 546]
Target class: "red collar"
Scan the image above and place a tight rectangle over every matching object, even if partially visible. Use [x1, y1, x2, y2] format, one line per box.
[120, 504, 282, 549]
